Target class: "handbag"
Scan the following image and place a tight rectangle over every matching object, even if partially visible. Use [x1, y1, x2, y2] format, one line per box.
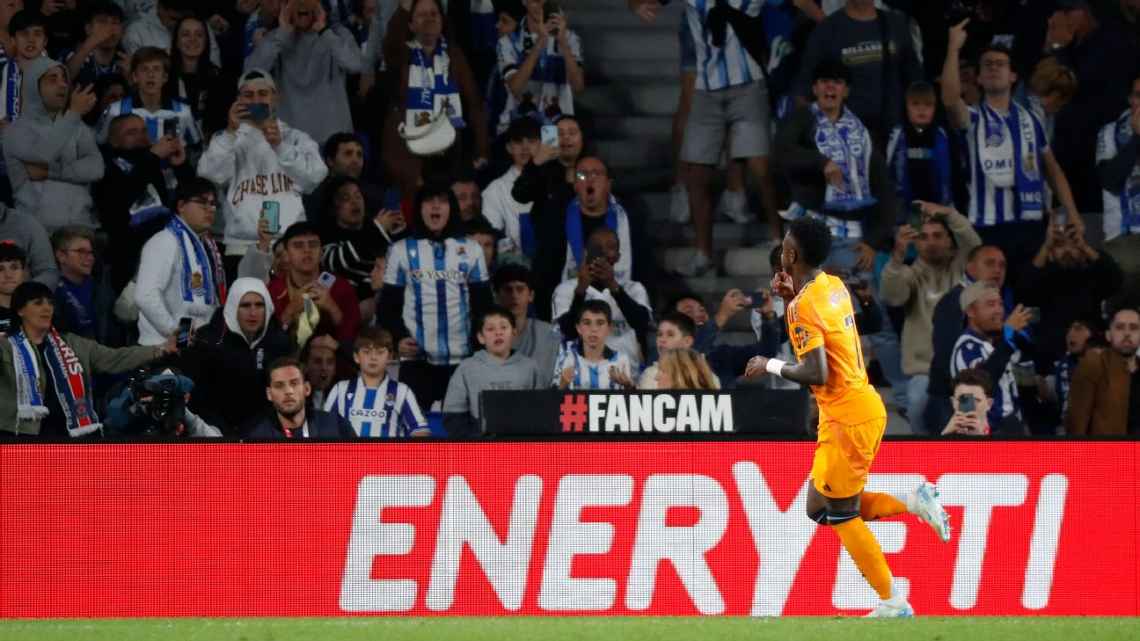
[398, 107, 457, 157]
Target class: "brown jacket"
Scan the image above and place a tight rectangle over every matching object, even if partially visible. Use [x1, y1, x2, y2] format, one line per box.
[1065, 348, 1135, 435]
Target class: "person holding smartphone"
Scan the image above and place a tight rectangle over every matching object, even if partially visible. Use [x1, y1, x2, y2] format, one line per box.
[941, 368, 994, 436]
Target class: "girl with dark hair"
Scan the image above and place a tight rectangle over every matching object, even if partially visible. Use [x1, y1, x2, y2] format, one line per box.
[166, 15, 232, 137]
[377, 182, 493, 411]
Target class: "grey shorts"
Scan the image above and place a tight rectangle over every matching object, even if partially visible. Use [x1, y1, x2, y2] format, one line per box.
[680, 81, 771, 164]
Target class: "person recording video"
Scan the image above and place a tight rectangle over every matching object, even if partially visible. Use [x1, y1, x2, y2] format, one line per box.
[941, 367, 993, 436]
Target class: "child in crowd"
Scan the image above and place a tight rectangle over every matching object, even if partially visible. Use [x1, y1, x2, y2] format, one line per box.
[443, 306, 541, 437]
[493, 264, 558, 378]
[465, 216, 500, 273]
[655, 348, 720, 391]
[324, 327, 429, 438]
[0, 242, 28, 335]
[554, 300, 636, 390]
[639, 311, 697, 389]
[886, 81, 954, 211]
[482, 116, 539, 266]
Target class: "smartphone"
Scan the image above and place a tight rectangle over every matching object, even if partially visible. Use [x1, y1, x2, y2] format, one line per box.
[260, 201, 280, 234]
[163, 117, 178, 138]
[751, 290, 768, 308]
[383, 188, 402, 211]
[584, 246, 605, 266]
[245, 102, 270, 123]
[176, 317, 193, 349]
[318, 271, 337, 289]
[540, 124, 559, 148]
[542, 0, 562, 23]
[908, 202, 924, 229]
[957, 394, 977, 414]
[1052, 206, 1068, 228]
[1025, 306, 1042, 324]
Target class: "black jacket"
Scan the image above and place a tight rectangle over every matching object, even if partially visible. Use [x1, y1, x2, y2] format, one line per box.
[243, 408, 357, 439]
[180, 308, 295, 435]
[512, 159, 577, 320]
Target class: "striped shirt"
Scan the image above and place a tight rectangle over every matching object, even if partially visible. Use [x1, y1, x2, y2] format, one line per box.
[552, 340, 635, 390]
[1095, 112, 1140, 240]
[950, 328, 1019, 426]
[962, 104, 1049, 227]
[384, 236, 490, 366]
[96, 94, 203, 147]
[685, 0, 766, 92]
[0, 46, 20, 125]
[323, 376, 428, 438]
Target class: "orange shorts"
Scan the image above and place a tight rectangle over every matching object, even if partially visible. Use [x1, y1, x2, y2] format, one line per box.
[810, 416, 887, 499]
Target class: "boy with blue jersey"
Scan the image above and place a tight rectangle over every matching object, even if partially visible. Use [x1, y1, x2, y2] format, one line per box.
[554, 299, 636, 391]
[324, 326, 430, 438]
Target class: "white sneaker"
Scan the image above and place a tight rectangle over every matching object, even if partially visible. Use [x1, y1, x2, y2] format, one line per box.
[717, 189, 753, 224]
[864, 600, 915, 618]
[669, 183, 691, 224]
[908, 482, 952, 543]
[674, 251, 713, 277]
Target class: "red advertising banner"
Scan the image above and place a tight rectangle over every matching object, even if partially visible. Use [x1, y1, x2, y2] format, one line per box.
[0, 441, 1136, 618]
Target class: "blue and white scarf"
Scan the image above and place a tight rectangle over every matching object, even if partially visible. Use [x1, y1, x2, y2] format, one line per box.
[406, 38, 466, 130]
[977, 101, 1045, 218]
[564, 195, 633, 283]
[1111, 109, 1140, 230]
[167, 215, 226, 311]
[887, 124, 953, 210]
[9, 328, 101, 437]
[811, 103, 876, 212]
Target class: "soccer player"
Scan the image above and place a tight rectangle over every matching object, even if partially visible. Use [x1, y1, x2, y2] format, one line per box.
[324, 327, 430, 438]
[745, 217, 951, 617]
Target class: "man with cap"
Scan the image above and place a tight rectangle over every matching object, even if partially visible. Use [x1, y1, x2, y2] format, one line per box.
[0, 281, 174, 438]
[197, 68, 327, 278]
[950, 281, 1033, 434]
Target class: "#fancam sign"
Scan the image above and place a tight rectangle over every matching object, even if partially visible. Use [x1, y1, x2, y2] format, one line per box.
[557, 393, 734, 433]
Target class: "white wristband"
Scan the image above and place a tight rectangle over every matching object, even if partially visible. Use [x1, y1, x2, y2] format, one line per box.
[765, 358, 787, 377]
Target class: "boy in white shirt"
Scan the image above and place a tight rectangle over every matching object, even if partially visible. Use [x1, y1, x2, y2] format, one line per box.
[554, 300, 636, 391]
[324, 326, 430, 438]
[482, 117, 539, 265]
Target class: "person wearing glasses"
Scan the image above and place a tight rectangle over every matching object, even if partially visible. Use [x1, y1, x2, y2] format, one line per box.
[51, 227, 123, 346]
[134, 178, 228, 347]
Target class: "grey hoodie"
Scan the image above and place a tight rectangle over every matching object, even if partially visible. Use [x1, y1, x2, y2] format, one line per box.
[2, 58, 104, 233]
[0, 204, 59, 289]
[246, 26, 363, 151]
[443, 349, 541, 425]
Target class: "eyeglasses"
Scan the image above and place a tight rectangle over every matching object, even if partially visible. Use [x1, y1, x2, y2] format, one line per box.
[187, 198, 218, 209]
[575, 170, 607, 182]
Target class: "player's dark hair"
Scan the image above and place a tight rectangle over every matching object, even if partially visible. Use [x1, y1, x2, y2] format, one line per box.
[265, 356, 305, 387]
[659, 311, 696, 338]
[953, 368, 994, 398]
[769, 243, 783, 271]
[787, 217, 832, 268]
[479, 305, 516, 330]
[576, 299, 612, 325]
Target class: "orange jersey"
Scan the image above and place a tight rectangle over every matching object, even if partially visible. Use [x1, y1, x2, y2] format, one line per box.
[785, 272, 885, 424]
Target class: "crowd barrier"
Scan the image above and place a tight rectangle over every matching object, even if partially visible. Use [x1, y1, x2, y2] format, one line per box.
[1, 440, 1136, 617]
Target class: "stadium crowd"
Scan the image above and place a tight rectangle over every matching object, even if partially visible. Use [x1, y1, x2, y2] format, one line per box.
[0, 0, 1137, 439]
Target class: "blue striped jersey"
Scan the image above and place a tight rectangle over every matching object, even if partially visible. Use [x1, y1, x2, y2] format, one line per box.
[323, 376, 429, 438]
[685, 0, 766, 92]
[962, 104, 1048, 227]
[384, 236, 490, 366]
[950, 328, 1020, 426]
[96, 94, 203, 148]
[0, 48, 20, 125]
[552, 340, 636, 390]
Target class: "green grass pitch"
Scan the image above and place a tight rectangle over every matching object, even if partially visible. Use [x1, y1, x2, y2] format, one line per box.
[2, 617, 1138, 641]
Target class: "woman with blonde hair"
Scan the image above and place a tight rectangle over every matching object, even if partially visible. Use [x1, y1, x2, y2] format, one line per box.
[655, 348, 720, 391]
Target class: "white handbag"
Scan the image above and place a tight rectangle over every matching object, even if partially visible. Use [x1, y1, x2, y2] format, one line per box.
[398, 109, 457, 157]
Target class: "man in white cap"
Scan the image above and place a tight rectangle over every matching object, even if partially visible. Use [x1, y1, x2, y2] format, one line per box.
[197, 69, 327, 277]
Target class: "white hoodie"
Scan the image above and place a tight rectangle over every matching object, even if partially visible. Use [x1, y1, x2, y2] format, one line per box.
[223, 277, 276, 348]
[197, 120, 327, 255]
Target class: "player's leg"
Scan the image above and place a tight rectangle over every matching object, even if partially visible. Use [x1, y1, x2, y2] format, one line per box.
[809, 419, 912, 616]
[859, 484, 951, 542]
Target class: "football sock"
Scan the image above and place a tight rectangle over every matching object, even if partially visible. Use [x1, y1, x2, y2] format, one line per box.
[860, 492, 907, 521]
[832, 517, 893, 600]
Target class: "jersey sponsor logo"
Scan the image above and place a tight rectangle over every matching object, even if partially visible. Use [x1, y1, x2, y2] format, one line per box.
[348, 408, 389, 420]
[409, 269, 469, 283]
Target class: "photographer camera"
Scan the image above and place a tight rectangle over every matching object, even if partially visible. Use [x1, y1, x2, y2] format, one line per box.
[105, 367, 221, 438]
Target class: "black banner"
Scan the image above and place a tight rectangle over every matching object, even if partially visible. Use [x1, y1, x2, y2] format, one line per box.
[481, 389, 812, 437]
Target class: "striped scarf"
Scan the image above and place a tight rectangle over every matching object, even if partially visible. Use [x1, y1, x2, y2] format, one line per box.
[406, 38, 465, 130]
[564, 195, 632, 283]
[977, 102, 1044, 218]
[167, 215, 227, 310]
[811, 103, 876, 212]
[9, 328, 101, 437]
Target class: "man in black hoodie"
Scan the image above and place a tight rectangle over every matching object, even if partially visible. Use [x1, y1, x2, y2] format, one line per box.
[94, 112, 193, 290]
